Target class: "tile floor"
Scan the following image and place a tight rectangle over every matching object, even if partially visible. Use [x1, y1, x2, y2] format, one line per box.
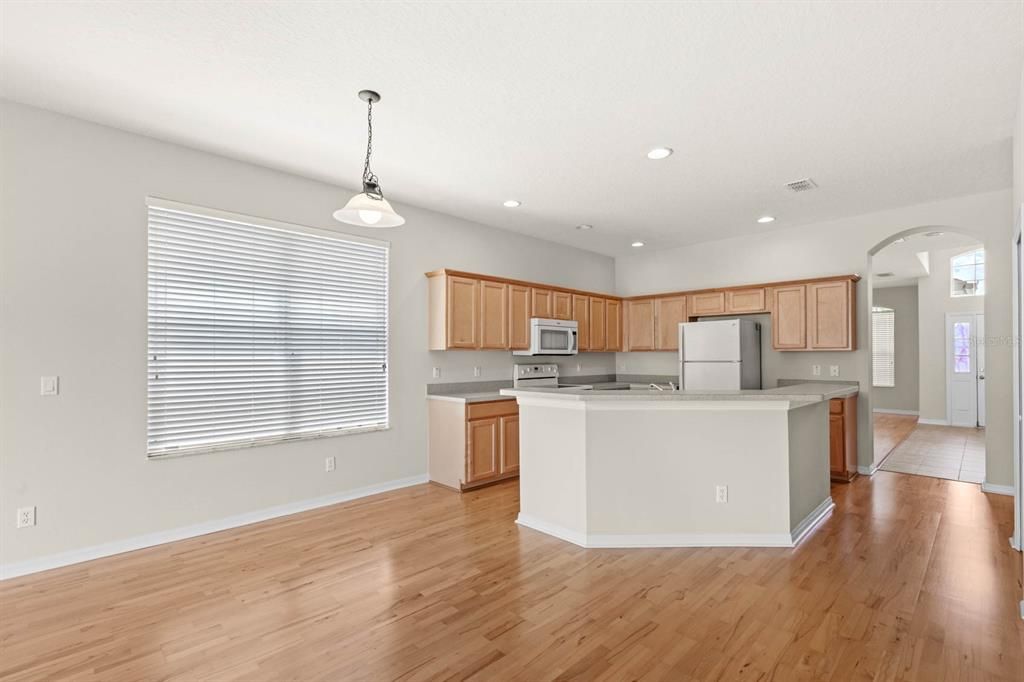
[879, 424, 985, 483]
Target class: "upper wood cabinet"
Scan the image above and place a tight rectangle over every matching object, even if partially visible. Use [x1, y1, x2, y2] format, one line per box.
[689, 291, 725, 316]
[606, 299, 623, 351]
[626, 299, 656, 351]
[531, 288, 553, 319]
[589, 297, 607, 351]
[655, 296, 687, 351]
[725, 288, 766, 314]
[572, 294, 591, 351]
[432, 275, 478, 349]
[771, 285, 807, 350]
[478, 280, 508, 349]
[508, 284, 531, 350]
[552, 291, 572, 320]
[807, 280, 856, 351]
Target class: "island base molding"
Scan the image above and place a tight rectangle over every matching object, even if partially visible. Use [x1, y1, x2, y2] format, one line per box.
[517, 497, 834, 549]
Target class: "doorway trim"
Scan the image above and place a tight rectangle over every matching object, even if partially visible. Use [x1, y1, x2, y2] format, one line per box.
[945, 311, 984, 429]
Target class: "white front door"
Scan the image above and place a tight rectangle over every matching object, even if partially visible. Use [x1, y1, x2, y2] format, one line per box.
[948, 313, 979, 427]
[976, 313, 986, 427]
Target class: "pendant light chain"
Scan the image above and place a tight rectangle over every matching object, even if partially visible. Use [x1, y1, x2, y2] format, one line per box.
[362, 98, 382, 199]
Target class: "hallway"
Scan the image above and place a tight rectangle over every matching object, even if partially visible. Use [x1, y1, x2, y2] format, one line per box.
[879, 422, 986, 483]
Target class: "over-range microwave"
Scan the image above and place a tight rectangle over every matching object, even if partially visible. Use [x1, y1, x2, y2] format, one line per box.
[513, 318, 578, 356]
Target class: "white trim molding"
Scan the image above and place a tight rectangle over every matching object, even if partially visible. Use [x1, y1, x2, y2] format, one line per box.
[858, 462, 880, 476]
[872, 408, 919, 416]
[917, 418, 950, 426]
[516, 498, 834, 550]
[980, 482, 1014, 496]
[0, 474, 428, 580]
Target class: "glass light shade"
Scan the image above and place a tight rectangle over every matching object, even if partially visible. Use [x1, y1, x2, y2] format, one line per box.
[333, 192, 405, 228]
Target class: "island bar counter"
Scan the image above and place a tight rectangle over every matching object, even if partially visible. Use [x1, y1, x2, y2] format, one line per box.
[499, 386, 850, 548]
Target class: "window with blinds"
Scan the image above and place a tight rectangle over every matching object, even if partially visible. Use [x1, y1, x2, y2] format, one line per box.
[872, 306, 895, 388]
[147, 199, 389, 457]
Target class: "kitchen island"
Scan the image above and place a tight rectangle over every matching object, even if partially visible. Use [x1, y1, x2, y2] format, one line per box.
[499, 383, 857, 548]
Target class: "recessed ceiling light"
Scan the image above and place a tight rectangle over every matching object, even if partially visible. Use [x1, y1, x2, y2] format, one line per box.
[503, 199, 521, 208]
[757, 216, 775, 224]
[631, 241, 645, 248]
[576, 224, 593, 231]
[925, 231, 944, 237]
[646, 147, 673, 160]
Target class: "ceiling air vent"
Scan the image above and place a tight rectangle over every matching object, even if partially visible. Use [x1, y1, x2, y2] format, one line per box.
[784, 178, 818, 192]
[876, 272, 895, 278]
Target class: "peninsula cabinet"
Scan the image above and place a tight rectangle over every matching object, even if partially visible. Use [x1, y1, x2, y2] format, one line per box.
[771, 277, 857, 351]
[428, 398, 519, 491]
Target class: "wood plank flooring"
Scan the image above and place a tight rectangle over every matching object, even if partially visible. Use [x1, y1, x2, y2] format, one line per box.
[1, 473, 1022, 681]
[873, 413, 919, 462]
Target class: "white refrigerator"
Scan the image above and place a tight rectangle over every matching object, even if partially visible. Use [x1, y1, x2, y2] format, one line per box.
[679, 319, 762, 390]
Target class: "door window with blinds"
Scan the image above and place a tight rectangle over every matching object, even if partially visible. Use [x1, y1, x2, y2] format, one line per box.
[147, 200, 389, 457]
[872, 306, 895, 388]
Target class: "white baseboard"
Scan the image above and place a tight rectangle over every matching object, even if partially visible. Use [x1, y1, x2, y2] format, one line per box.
[858, 463, 880, 476]
[0, 474, 429, 581]
[917, 418, 950, 426]
[789, 498, 835, 546]
[872, 408, 919, 416]
[517, 499, 834, 549]
[981, 482, 1014, 496]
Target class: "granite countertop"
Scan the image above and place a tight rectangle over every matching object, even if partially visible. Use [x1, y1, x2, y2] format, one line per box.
[426, 391, 514, 404]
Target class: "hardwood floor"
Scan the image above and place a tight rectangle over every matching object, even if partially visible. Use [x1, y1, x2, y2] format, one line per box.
[1, 474, 1021, 681]
[873, 413, 918, 462]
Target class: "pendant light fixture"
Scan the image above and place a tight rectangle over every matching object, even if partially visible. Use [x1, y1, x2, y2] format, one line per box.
[333, 90, 405, 228]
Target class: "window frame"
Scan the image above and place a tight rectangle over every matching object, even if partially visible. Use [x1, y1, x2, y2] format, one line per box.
[950, 247, 985, 298]
[872, 305, 895, 388]
[146, 197, 391, 458]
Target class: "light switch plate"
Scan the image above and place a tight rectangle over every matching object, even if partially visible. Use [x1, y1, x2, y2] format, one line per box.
[17, 506, 36, 528]
[812, 365, 821, 377]
[325, 456, 336, 473]
[473, 366, 481, 377]
[432, 367, 440, 379]
[40, 376, 59, 396]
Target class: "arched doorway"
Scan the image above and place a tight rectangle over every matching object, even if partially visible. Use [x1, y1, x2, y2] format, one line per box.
[865, 225, 987, 483]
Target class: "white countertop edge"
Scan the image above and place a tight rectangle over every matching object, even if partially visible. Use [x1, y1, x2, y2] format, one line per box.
[504, 393, 816, 411]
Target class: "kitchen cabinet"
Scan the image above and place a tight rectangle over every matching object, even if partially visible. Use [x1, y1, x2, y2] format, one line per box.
[508, 284, 531, 350]
[552, 291, 572, 320]
[689, 292, 725, 316]
[655, 296, 687, 351]
[626, 299, 656, 351]
[725, 288, 766, 314]
[807, 280, 856, 351]
[572, 294, 590, 351]
[589, 297, 607, 350]
[426, 274, 479, 350]
[829, 395, 858, 482]
[428, 398, 520, 490]
[478, 280, 508, 349]
[531, 288, 553, 319]
[771, 285, 807, 350]
[606, 299, 623, 351]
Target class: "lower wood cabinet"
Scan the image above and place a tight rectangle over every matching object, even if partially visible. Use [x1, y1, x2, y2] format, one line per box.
[829, 395, 858, 482]
[428, 398, 520, 491]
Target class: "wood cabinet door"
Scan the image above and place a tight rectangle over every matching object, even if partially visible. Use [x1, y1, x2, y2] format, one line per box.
[466, 417, 499, 483]
[508, 284, 531, 350]
[479, 280, 508, 349]
[606, 299, 622, 351]
[726, 288, 766, 313]
[531, 288, 553, 319]
[654, 296, 686, 351]
[447, 276, 480, 348]
[829, 414, 845, 475]
[626, 299, 656, 351]
[771, 285, 807, 350]
[499, 414, 520, 475]
[572, 294, 590, 351]
[689, 292, 725, 316]
[589, 297, 607, 350]
[807, 280, 854, 351]
[552, 291, 572, 320]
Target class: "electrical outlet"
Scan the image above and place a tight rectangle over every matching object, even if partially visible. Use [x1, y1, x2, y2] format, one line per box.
[812, 365, 821, 377]
[715, 485, 728, 504]
[829, 365, 840, 377]
[473, 366, 481, 377]
[432, 367, 440, 379]
[40, 376, 59, 396]
[17, 506, 36, 528]
[325, 456, 336, 473]
[576, 362, 582, 372]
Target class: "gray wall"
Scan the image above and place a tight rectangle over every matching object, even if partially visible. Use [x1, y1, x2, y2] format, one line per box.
[872, 286, 920, 413]
[0, 101, 617, 567]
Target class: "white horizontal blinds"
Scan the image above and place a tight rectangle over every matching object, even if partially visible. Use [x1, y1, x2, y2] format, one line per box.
[872, 307, 895, 388]
[147, 204, 389, 456]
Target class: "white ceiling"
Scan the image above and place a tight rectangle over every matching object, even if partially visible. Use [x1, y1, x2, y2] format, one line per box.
[872, 232, 979, 289]
[2, 1, 1021, 256]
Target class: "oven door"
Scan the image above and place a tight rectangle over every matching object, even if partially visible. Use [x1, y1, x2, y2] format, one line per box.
[532, 324, 577, 355]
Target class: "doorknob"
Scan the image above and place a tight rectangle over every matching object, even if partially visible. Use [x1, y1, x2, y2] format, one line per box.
[978, 373, 985, 380]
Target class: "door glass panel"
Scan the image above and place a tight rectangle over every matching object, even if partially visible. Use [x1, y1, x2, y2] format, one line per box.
[953, 321, 971, 373]
[540, 329, 568, 350]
